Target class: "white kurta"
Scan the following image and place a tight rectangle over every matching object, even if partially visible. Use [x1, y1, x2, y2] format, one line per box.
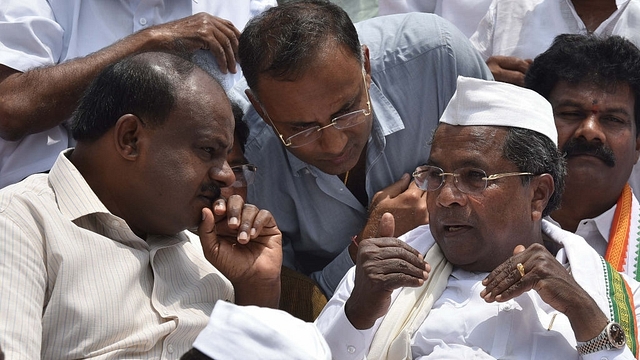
[316, 220, 640, 359]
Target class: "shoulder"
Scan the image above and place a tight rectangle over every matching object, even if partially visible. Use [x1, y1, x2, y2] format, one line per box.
[0, 174, 54, 244]
[358, 13, 489, 80]
[0, 174, 52, 214]
[356, 13, 468, 56]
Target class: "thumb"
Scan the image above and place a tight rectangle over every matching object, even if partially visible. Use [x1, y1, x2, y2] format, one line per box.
[513, 244, 526, 255]
[198, 207, 217, 248]
[377, 212, 396, 238]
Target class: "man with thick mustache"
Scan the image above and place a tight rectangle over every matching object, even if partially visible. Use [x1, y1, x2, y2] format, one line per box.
[0, 52, 282, 359]
[526, 34, 640, 280]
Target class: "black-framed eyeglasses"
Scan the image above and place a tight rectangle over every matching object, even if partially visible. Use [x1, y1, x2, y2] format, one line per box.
[261, 69, 371, 148]
[229, 164, 257, 188]
[412, 165, 533, 194]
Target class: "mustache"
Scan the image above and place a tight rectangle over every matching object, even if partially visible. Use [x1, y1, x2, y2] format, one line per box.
[562, 138, 616, 167]
[200, 182, 222, 201]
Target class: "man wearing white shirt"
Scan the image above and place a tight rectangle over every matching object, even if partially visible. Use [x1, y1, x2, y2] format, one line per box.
[315, 76, 640, 359]
[470, 0, 640, 86]
[0, 0, 276, 189]
[0, 52, 282, 359]
[378, 0, 493, 39]
[526, 34, 640, 281]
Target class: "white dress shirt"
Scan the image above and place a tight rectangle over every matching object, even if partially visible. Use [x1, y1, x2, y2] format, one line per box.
[0, 150, 235, 359]
[548, 186, 640, 279]
[378, 0, 494, 39]
[470, 0, 640, 61]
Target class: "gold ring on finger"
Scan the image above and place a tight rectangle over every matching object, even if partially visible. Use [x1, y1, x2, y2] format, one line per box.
[517, 262, 525, 278]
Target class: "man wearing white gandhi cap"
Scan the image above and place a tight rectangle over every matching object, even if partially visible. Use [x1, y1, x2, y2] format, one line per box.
[315, 76, 640, 359]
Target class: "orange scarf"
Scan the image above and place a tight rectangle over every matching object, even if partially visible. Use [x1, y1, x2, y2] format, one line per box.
[606, 184, 634, 273]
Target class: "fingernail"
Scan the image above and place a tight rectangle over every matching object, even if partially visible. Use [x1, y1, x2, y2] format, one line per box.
[423, 271, 429, 279]
[229, 217, 239, 225]
[402, 173, 410, 180]
[215, 202, 224, 211]
[202, 210, 206, 221]
[250, 228, 256, 237]
[238, 231, 248, 242]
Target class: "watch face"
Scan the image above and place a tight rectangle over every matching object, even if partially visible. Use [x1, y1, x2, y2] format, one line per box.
[609, 323, 626, 348]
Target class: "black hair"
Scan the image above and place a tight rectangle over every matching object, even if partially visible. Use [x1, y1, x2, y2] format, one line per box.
[503, 127, 566, 217]
[72, 52, 202, 141]
[238, 0, 362, 93]
[231, 101, 249, 153]
[525, 34, 640, 135]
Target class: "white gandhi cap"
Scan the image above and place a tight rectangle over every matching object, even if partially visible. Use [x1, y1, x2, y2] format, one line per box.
[439, 76, 557, 146]
[192, 300, 332, 360]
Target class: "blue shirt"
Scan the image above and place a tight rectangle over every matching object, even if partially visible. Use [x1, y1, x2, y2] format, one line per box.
[229, 13, 492, 297]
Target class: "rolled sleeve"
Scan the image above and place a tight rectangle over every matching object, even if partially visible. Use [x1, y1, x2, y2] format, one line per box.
[0, 1, 63, 71]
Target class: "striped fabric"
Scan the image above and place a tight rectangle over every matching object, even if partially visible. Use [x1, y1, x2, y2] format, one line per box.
[0, 150, 234, 359]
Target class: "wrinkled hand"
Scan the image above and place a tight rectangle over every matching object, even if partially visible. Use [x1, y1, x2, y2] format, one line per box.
[199, 195, 282, 306]
[142, 12, 241, 73]
[486, 56, 533, 87]
[363, 173, 429, 240]
[481, 244, 608, 341]
[345, 213, 430, 329]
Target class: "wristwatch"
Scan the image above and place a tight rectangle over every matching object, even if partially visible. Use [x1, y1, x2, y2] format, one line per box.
[576, 321, 626, 355]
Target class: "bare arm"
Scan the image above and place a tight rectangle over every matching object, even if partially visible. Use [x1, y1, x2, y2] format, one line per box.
[485, 55, 533, 87]
[0, 13, 240, 141]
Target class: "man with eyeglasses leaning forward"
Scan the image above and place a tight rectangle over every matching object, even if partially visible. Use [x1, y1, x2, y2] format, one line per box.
[230, 0, 492, 298]
[314, 76, 640, 359]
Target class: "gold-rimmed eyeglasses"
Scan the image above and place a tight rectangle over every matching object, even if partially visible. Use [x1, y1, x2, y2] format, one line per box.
[260, 69, 371, 148]
[412, 165, 533, 194]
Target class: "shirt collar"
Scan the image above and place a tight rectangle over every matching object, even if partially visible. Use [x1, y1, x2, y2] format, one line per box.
[592, 203, 617, 244]
[286, 80, 406, 177]
[49, 149, 112, 221]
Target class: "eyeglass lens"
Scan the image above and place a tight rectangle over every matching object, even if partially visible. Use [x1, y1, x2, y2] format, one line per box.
[413, 166, 489, 194]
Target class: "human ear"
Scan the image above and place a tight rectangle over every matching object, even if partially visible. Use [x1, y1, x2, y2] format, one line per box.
[530, 173, 554, 221]
[361, 45, 371, 76]
[113, 114, 144, 161]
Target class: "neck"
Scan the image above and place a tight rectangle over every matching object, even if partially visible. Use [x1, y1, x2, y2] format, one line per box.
[571, 0, 618, 31]
[70, 143, 146, 239]
[553, 185, 619, 232]
[343, 147, 369, 207]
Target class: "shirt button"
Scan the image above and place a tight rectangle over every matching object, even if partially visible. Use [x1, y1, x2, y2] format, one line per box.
[347, 345, 356, 354]
[500, 302, 514, 311]
[139, 17, 147, 25]
[167, 344, 174, 353]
